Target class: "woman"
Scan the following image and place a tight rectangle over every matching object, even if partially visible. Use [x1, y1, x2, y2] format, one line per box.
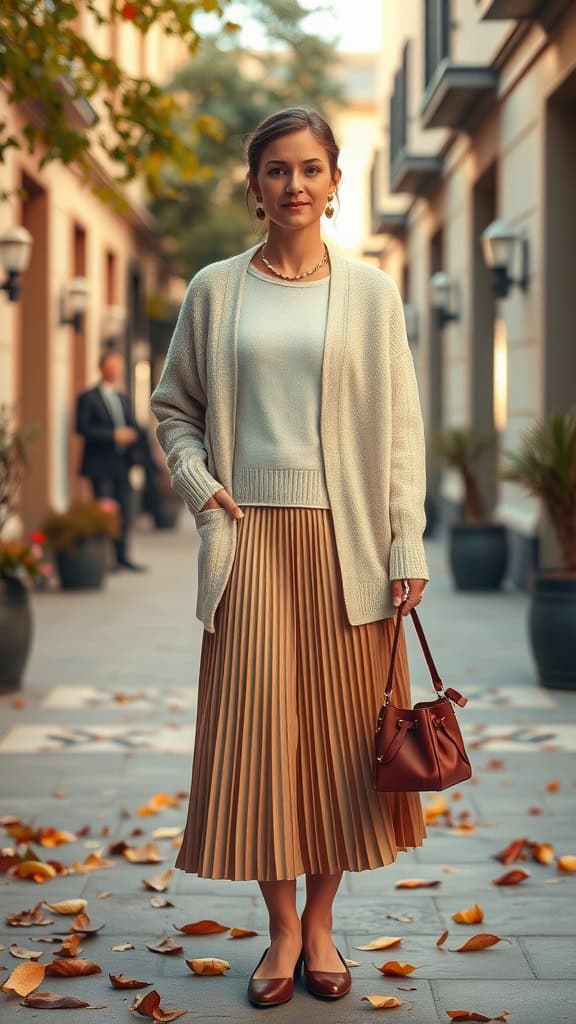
[150, 107, 430, 1008]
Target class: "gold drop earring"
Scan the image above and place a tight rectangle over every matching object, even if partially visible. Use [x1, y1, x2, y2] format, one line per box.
[324, 194, 335, 219]
[255, 194, 266, 221]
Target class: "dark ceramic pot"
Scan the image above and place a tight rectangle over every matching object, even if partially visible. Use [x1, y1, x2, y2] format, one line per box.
[0, 579, 33, 692]
[529, 573, 576, 690]
[449, 523, 508, 590]
[153, 494, 181, 530]
[55, 536, 107, 590]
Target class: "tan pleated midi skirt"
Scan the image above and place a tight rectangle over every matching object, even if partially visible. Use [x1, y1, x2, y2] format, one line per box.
[175, 505, 427, 881]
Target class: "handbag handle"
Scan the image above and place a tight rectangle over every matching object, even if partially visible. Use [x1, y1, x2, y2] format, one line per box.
[383, 607, 468, 707]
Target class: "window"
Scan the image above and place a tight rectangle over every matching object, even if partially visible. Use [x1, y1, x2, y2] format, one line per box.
[390, 42, 410, 172]
[424, 0, 451, 87]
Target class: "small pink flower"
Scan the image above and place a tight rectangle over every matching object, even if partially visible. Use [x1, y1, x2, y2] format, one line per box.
[31, 544, 43, 559]
[40, 563, 53, 577]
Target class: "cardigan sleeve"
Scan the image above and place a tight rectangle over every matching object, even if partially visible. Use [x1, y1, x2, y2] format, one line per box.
[387, 282, 430, 581]
[150, 277, 224, 516]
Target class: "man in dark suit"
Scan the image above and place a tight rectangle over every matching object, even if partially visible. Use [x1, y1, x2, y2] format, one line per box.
[75, 349, 148, 572]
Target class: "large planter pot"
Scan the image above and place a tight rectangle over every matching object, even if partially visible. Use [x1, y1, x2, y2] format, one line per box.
[55, 536, 107, 590]
[449, 523, 508, 590]
[0, 579, 33, 692]
[529, 573, 576, 690]
[423, 495, 438, 538]
[153, 494, 182, 530]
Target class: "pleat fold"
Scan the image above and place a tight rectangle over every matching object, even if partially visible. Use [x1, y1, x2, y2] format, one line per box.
[175, 506, 427, 881]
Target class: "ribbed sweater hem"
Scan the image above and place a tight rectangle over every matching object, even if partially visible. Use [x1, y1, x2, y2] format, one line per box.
[232, 465, 330, 508]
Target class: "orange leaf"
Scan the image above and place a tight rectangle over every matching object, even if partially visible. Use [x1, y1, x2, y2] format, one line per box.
[69, 852, 116, 873]
[374, 960, 417, 976]
[45, 899, 87, 915]
[557, 855, 576, 873]
[146, 937, 183, 955]
[452, 904, 484, 924]
[437, 930, 449, 947]
[21, 992, 98, 1009]
[529, 842, 554, 865]
[446, 1011, 510, 1021]
[56, 934, 83, 958]
[185, 958, 231, 975]
[123, 843, 164, 864]
[142, 869, 173, 892]
[6, 904, 54, 927]
[45, 958, 102, 977]
[175, 919, 229, 935]
[110, 973, 153, 989]
[353, 937, 402, 951]
[493, 839, 528, 864]
[228, 928, 258, 939]
[37, 829, 78, 848]
[546, 780, 561, 791]
[361, 994, 403, 1008]
[449, 934, 511, 952]
[71, 912, 105, 935]
[14, 860, 57, 883]
[1, 961, 46, 996]
[130, 989, 187, 1021]
[394, 878, 441, 888]
[491, 869, 530, 885]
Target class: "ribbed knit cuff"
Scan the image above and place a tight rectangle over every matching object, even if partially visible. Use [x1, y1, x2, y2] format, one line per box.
[389, 537, 430, 581]
[172, 456, 223, 517]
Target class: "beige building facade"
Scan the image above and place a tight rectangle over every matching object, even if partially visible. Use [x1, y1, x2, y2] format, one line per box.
[369, 0, 575, 585]
[0, 7, 186, 530]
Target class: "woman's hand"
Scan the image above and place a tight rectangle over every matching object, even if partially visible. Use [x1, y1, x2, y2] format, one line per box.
[200, 488, 245, 520]
[391, 578, 428, 616]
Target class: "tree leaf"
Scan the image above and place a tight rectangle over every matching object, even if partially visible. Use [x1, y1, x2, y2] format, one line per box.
[56, 934, 83, 958]
[123, 843, 164, 864]
[361, 994, 403, 1008]
[1, 961, 46, 996]
[353, 937, 402, 951]
[130, 989, 187, 1021]
[142, 869, 173, 892]
[446, 1012, 510, 1021]
[452, 904, 484, 924]
[185, 958, 231, 975]
[394, 878, 442, 888]
[491, 869, 530, 885]
[45, 899, 88, 915]
[110, 973, 153, 989]
[146, 936, 183, 955]
[150, 897, 175, 909]
[373, 961, 417, 976]
[112, 943, 135, 952]
[9, 945, 44, 961]
[46, 958, 102, 977]
[449, 934, 512, 952]
[228, 928, 258, 938]
[557, 855, 576, 872]
[21, 991, 100, 1009]
[72, 912, 105, 934]
[174, 919, 229, 935]
[6, 903, 54, 927]
[437, 930, 449, 947]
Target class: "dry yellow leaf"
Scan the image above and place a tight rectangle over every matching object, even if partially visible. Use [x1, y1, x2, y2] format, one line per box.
[530, 842, 554, 865]
[15, 861, 57, 882]
[452, 904, 484, 924]
[449, 934, 512, 952]
[557, 855, 576, 873]
[186, 957, 231, 975]
[394, 878, 441, 889]
[228, 928, 258, 938]
[45, 899, 88, 915]
[361, 994, 403, 1008]
[1, 961, 46, 996]
[151, 827, 183, 840]
[353, 937, 402, 951]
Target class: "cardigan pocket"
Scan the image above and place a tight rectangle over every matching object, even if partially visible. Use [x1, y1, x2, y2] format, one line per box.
[194, 508, 236, 633]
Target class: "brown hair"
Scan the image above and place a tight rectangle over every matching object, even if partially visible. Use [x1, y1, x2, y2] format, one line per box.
[245, 107, 340, 204]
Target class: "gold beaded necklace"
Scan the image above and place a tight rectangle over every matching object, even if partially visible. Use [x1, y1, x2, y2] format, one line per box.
[258, 243, 329, 281]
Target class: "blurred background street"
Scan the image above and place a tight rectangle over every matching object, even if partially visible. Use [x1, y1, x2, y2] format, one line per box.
[1, 1, 575, 1021]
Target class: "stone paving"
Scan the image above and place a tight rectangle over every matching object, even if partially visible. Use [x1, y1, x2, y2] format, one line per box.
[1, 518, 575, 1023]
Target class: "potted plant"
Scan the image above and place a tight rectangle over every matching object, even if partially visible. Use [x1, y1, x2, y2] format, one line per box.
[42, 499, 120, 590]
[435, 427, 508, 590]
[150, 467, 183, 530]
[502, 410, 576, 689]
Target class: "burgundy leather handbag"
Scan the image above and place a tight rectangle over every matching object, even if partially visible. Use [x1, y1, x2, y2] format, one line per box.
[373, 608, 472, 792]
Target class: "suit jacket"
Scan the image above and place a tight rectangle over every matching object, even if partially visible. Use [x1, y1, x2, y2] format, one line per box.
[76, 385, 138, 478]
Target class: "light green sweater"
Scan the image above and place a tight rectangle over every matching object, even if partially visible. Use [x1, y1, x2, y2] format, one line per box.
[150, 239, 429, 633]
[233, 263, 331, 508]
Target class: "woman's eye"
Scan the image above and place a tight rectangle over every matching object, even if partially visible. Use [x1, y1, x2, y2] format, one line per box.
[306, 167, 320, 175]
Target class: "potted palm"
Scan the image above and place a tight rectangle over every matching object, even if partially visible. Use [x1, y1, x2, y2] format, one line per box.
[0, 403, 44, 691]
[436, 427, 508, 590]
[42, 499, 120, 590]
[502, 410, 576, 689]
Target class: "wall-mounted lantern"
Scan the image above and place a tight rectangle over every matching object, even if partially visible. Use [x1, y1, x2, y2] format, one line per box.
[60, 277, 90, 334]
[429, 272, 460, 329]
[0, 226, 33, 302]
[480, 218, 529, 298]
[403, 303, 419, 344]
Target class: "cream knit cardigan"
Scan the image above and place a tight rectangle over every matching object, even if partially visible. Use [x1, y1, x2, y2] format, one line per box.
[150, 239, 429, 633]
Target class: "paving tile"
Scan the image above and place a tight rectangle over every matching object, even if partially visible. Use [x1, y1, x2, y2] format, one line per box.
[431, 979, 576, 1024]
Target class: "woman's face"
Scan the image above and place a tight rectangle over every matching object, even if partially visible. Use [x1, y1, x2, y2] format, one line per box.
[249, 127, 341, 231]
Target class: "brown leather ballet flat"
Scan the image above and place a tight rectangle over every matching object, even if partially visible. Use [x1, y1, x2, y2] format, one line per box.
[247, 946, 304, 1008]
[303, 946, 352, 999]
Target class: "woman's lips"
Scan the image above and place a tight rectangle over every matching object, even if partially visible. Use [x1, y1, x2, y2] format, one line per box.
[283, 202, 309, 208]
